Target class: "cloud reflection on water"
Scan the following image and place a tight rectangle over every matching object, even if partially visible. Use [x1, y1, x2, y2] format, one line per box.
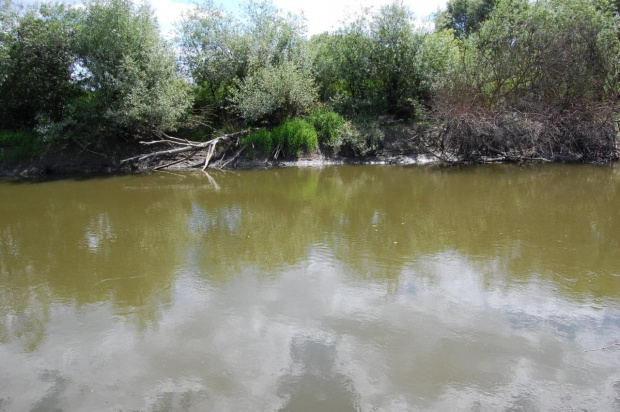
[1, 246, 618, 411]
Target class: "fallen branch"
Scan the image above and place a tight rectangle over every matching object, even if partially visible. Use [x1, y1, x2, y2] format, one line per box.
[153, 152, 194, 170]
[219, 147, 246, 169]
[202, 141, 217, 171]
[121, 129, 254, 169]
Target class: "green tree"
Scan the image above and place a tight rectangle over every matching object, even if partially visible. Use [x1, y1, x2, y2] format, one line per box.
[0, 0, 15, 82]
[230, 60, 316, 123]
[435, 0, 496, 39]
[178, 0, 247, 111]
[179, 0, 314, 125]
[311, 21, 376, 112]
[451, 0, 620, 110]
[312, 2, 433, 117]
[0, 2, 80, 129]
[66, 0, 189, 141]
[435, 0, 620, 161]
[370, 2, 427, 114]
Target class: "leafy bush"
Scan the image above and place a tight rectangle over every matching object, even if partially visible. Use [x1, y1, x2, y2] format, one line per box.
[231, 61, 317, 124]
[331, 118, 384, 157]
[0, 3, 80, 130]
[440, 0, 620, 112]
[308, 109, 345, 146]
[180, 0, 313, 124]
[311, 3, 430, 117]
[72, 0, 190, 142]
[0, 130, 40, 162]
[432, 0, 620, 162]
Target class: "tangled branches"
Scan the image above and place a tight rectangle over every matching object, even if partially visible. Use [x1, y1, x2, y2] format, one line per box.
[121, 129, 254, 170]
[428, 104, 619, 163]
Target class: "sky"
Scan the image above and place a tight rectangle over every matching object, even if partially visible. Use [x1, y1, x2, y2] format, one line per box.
[151, 0, 449, 37]
[15, 0, 449, 37]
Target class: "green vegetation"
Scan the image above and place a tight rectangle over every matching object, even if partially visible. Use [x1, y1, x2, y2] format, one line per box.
[435, 0, 620, 161]
[69, 0, 190, 142]
[0, 130, 39, 161]
[178, 0, 314, 124]
[245, 118, 318, 157]
[0, 0, 618, 164]
[311, 3, 431, 117]
[436, 0, 495, 39]
[0, 0, 189, 149]
[308, 109, 345, 146]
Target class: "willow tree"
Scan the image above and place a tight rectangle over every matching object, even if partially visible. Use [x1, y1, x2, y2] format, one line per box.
[178, 0, 315, 125]
[66, 0, 190, 142]
[311, 2, 432, 117]
[0, 2, 81, 129]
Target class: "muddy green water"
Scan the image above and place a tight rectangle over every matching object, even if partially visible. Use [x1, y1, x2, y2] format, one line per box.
[0, 164, 619, 411]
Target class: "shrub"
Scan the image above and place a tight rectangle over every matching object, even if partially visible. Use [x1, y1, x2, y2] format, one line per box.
[311, 2, 430, 117]
[230, 61, 317, 124]
[331, 118, 384, 157]
[243, 117, 318, 157]
[308, 109, 345, 146]
[271, 118, 318, 156]
[432, 0, 620, 162]
[0, 130, 40, 162]
[72, 0, 190, 142]
[0, 3, 81, 130]
[179, 0, 311, 119]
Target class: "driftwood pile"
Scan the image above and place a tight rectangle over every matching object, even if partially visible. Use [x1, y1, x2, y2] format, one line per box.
[121, 129, 254, 170]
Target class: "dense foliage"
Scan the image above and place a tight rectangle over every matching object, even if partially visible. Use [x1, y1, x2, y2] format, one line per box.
[0, 0, 618, 162]
[0, 0, 189, 146]
[0, 2, 80, 129]
[311, 4, 432, 117]
[178, 0, 314, 124]
[68, 0, 190, 142]
[245, 118, 318, 156]
[436, 0, 496, 39]
[436, 0, 620, 161]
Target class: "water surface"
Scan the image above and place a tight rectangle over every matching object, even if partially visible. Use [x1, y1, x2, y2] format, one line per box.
[0, 164, 619, 411]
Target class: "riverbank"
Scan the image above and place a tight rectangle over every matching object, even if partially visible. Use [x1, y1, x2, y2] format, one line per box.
[0, 146, 438, 177]
[1, 120, 618, 178]
[0, 123, 431, 177]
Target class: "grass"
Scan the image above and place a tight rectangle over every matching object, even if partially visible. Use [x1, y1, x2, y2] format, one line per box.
[244, 118, 318, 157]
[0, 130, 40, 162]
[308, 109, 345, 146]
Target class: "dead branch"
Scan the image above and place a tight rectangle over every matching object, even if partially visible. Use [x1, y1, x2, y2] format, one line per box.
[153, 152, 195, 170]
[219, 147, 246, 169]
[121, 129, 255, 169]
[202, 142, 217, 171]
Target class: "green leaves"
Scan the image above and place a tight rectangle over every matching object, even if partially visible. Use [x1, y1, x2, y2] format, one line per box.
[231, 61, 316, 123]
[0, 0, 190, 143]
[311, 2, 433, 117]
[436, 0, 496, 39]
[75, 0, 190, 140]
[179, 0, 312, 124]
[0, 2, 80, 129]
[448, 0, 620, 111]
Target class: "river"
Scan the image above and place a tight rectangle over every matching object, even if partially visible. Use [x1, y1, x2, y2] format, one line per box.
[0, 164, 619, 411]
